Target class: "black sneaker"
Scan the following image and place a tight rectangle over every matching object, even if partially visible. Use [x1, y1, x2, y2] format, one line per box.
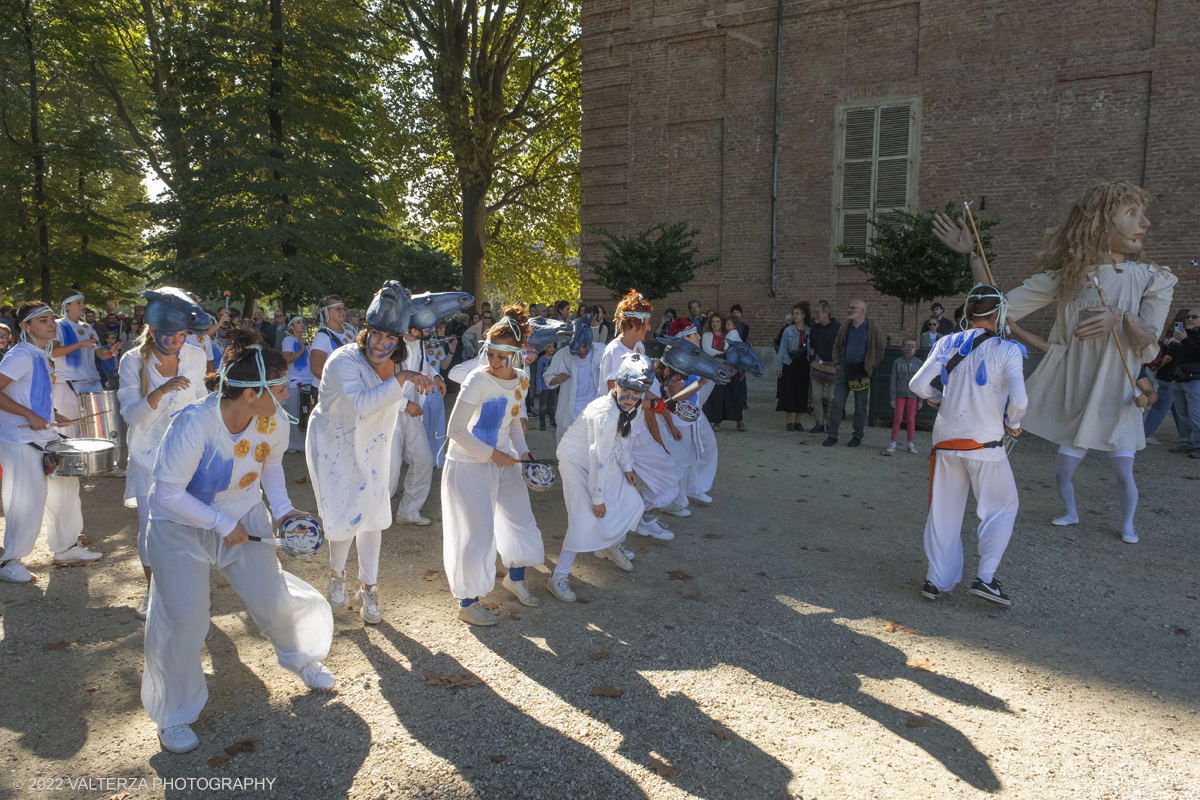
[847, 437, 862, 448]
[822, 437, 838, 447]
[920, 580, 940, 600]
[809, 423, 825, 433]
[970, 577, 1011, 606]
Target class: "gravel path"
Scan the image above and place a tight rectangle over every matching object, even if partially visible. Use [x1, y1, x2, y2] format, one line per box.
[2, 378, 1198, 799]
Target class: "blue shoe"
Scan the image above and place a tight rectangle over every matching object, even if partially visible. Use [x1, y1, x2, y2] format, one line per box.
[549, 422, 556, 429]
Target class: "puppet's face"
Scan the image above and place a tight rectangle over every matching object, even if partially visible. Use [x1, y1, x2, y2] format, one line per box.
[1109, 202, 1150, 256]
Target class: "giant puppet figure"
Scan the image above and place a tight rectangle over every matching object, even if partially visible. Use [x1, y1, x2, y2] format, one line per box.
[934, 181, 1176, 544]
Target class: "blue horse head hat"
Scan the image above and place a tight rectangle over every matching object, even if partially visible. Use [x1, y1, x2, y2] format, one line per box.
[568, 315, 594, 355]
[141, 288, 212, 335]
[527, 316, 571, 352]
[724, 339, 765, 376]
[365, 280, 412, 336]
[659, 339, 733, 385]
[407, 291, 475, 332]
[615, 352, 655, 392]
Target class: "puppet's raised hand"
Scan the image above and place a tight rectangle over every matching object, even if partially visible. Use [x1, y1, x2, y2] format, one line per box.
[933, 213, 974, 255]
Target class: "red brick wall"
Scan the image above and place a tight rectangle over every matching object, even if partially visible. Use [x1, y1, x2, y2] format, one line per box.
[581, 0, 1200, 345]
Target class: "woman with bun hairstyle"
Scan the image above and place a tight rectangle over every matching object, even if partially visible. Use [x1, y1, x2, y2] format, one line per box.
[118, 289, 210, 618]
[0, 302, 99, 584]
[306, 282, 434, 626]
[598, 290, 679, 540]
[443, 304, 546, 626]
[142, 329, 334, 755]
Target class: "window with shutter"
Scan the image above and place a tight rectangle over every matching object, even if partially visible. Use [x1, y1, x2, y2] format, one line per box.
[833, 99, 919, 262]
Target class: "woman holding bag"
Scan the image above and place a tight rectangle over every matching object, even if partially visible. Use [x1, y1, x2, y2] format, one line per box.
[775, 302, 811, 431]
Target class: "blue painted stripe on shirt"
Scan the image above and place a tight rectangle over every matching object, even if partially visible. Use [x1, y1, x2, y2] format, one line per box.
[471, 396, 507, 449]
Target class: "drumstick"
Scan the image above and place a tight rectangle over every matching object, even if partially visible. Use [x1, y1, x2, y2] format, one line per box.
[19, 416, 87, 429]
[1090, 274, 1141, 398]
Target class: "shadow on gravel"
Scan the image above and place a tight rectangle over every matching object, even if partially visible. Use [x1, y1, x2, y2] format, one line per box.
[354, 620, 649, 798]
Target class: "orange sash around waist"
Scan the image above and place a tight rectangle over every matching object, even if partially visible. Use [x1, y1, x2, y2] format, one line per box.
[927, 439, 1003, 507]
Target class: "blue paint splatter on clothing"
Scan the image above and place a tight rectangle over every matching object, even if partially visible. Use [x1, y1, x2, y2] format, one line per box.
[186, 441, 233, 505]
[471, 396, 507, 448]
[291, 339, 309, 372]
[58, 322, 83, 371]
[350, 514, 362, 526]
[30, 356, 52, 420]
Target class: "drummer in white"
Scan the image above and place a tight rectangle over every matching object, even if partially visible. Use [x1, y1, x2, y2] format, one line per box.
[281, 315, 313, 453]
[0, 303, 100, 582]
[389, 317, 443, 526]
[50, 290, 120, 438]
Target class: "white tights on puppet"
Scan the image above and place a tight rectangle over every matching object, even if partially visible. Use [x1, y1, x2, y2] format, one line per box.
[1053, 445, 1139, 541]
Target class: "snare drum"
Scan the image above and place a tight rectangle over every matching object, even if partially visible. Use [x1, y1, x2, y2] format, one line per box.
[44, 438, 117, 477]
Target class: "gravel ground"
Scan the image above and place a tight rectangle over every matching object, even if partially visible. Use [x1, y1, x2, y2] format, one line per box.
[2, 377, 1198, 800]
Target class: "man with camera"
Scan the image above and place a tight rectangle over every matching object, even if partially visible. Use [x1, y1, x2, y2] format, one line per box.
[1164, 308, 1200, 457]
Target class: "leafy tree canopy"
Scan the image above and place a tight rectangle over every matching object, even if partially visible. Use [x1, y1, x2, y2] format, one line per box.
[588, 222, 717, 302]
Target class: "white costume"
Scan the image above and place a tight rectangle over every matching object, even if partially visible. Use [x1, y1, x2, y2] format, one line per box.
[600, 338, 678, 512]
[310, 326, 353, 391]
[282, 334, 313, 452]
[142, 394, 332, 728]
[556, 394, 643, 554]
[184, 333, 216, 368]
[1006, 261, 1174, 452]
[52, 316, 105, 438]
[545, 346, 601, 443]
[685, 380, 718, 497]
[388, 337, 435, 519]
[0, 343, 82, 562]
[422, 341, 449, 467]
[306, 345, 405, 586]
[909, 329, 1028, 592]
[117, 344, 208, 565]
[442, 366, 543, 600]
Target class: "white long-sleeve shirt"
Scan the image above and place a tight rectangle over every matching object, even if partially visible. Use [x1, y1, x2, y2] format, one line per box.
[909, 328, 1028, 461]
[445, 367, 529, 463]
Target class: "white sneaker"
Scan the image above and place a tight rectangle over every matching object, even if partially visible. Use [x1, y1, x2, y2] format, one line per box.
[594, 547, 636, 561]
[598, 546, 634, 572]
[458, 602, 499, 626]
[885, 441, 897, 454]
[0, 560, 34, 583]
[548, 573, 576, 602]
[635, 516, 674, 540]
[907, 442, 918, 454]
[1121, 531, 1139, 544]
[357, 587, 382, 624]
[328, 574, 348, 609]
[158, 724, 199, 754]
[661, 502, 691, 518]
[137, 587, 150, 620]
[502, 574, 540, 607]
[687, 492, 713, 505]
[1145, 436, 1160, 445]
[395, 511, 432, 526]
[53, 542, 102, 563]
[301, 661, 335, 689]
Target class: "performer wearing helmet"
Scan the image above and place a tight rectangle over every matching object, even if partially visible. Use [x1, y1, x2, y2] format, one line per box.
[306, 282, 434, 625]
[545, 317, 602, 443]
[935, 181, 1176, 543]
[599, 290, 680, 540]
[908, 285, 1028, 606]
[118, 289, 211, 618]
[0, 303, 100, 583]
[548, 352, 654, 601]
[142, 329, 334, 755]
[443, 304, 546, 626]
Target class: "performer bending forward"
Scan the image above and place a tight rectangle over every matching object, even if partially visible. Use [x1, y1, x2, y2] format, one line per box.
[443, 305, 545, 626]
[909, 285, 1028, 606]
[307, 282, 433, 625]
[550, 352, 655, 601]
[935, 181, 1175, 543]
[142, 330, 334, 755]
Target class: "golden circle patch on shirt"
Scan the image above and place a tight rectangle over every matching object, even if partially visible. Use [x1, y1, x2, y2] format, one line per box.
[238, 472, 259, 489]
[197, 335, 206, 343]
[514, 389, 523, 401]
[254, 442, 270, 463]
[510, 405, 519, 417]
[520, 377, 530, 391]
[257, 415, 276, 435]
[234, 440, 251, 458]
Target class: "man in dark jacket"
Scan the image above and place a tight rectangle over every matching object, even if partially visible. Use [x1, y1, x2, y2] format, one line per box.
[1167, 308, 1200, 457]
[808, 301, 839, 432]
[824, 299, 886, 448]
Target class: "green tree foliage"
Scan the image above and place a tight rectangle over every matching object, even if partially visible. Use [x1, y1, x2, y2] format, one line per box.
[0, 0, 149, 304]
[588, 222, 717, 302]
[374, 0, 581, 310]
[838, 202, 998, 308]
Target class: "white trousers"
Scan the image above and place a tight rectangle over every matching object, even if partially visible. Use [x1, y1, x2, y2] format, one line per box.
[0, 441, 82, 561]
[662, 427, 692, 509]
[141, 507, 333, 728]
[136, 495, 151, 566]
[924, 453, 1019, 592]
[686, 417, 718, 496]
[389, 411, 434, 518]
[631, 434, 679, 513]
[422, 389, 447, 468]
[284, 387, 305, 451]
[441, 459, 545, 600]
[328, 530, 383, 587]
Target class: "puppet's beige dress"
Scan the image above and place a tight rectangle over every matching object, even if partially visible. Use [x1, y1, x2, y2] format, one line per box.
[1006, 261, 1176, 452]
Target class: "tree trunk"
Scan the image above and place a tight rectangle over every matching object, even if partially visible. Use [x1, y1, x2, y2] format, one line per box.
[268, 0, 296, 259]
[461, 182, 488, 311]
[23, 0, 50, 302]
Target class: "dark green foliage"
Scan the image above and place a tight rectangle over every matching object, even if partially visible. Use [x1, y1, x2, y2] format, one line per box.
[588, 222, 717, 301]
[838, 202, 998, 306]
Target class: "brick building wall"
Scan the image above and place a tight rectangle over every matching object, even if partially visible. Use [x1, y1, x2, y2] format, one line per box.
[580, 0, 1199, 344]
